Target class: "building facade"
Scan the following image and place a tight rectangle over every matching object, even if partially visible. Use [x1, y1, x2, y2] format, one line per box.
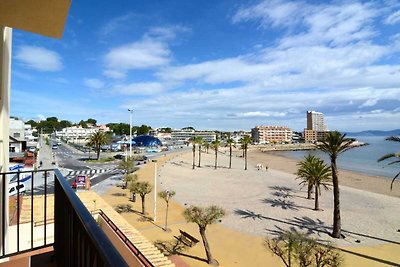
[170, 129, 216, 144]
[305, 111, 329, 143]
[251, 126, 292, 144]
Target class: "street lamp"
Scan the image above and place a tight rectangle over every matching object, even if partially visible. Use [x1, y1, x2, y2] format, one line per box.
[152, 159, 157, 222]
[128, 108, 133, 158]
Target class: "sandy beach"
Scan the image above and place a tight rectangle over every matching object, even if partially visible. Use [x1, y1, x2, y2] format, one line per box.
[100, 149, 400, 266]
[243, 148, 400, 198]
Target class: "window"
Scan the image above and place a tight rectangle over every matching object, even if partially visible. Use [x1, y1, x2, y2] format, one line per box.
[13, 133, 21, 138]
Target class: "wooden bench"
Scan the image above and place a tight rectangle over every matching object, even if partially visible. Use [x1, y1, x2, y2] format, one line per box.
[178, 230, 200, 247]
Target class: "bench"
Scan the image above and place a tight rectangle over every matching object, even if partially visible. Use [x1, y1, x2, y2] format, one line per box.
[178, 230, 200, 247]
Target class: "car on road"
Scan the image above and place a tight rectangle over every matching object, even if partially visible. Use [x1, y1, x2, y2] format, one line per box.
[52, 144, 58, 149]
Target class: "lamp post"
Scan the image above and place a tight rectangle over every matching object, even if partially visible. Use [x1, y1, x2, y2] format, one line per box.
[152, 159, 157, 222]
[128, 108, 133, 158]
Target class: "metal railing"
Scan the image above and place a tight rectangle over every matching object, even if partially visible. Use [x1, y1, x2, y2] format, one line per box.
[0, 168, 128, 266]
[99, 210, 154, 267]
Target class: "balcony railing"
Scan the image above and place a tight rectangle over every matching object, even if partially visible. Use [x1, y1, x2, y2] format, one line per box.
[0, 168, 128, 266]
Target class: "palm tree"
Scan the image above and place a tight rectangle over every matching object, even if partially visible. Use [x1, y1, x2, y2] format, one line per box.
[204, 141, 210, 154]
[159, 190, 176, 231]
[378, 136, 400, 190]
[239, 135, 252, 170]
[297, 155, 332, 210]
[118, 157, 136, 188]
[317, 131, 353, 238]
[183, 205, 225, 266]
[190, 136, 199, 169]
[133, 181, 153, 214]
[211, 138, 221, 170]
[197, 137, 204, 167]
[225, 138, 236, 169]
[88, 131, 108, 160]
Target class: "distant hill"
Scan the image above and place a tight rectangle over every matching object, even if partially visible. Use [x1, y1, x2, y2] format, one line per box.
[346, 129, 400, 136]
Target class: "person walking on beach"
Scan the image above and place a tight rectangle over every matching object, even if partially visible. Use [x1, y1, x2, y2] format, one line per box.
[265, 165, 269, 172]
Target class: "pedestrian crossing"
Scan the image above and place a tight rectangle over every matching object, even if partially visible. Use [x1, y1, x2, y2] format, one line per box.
[65, 168, 123, 178]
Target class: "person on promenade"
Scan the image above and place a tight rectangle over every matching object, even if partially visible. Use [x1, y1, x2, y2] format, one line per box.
[265, 165, 269, 172]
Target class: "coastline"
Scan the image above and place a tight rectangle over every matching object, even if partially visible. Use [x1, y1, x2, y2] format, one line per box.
[245, 148, 400, 198]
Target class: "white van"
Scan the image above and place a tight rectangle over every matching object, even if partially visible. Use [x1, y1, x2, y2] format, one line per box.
[9, 182, 26, 197]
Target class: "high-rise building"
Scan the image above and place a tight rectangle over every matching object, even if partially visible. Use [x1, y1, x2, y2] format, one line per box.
[305, 111, 329, 143]
[307, 111, 325, 131]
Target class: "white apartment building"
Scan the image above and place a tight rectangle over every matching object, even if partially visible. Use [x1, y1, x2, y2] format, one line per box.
[307, 111, 326, 131]
[170, 129, 216, 144]
[251, 126, 293, 144]
[56, 126, 98, 141]
[305, 111, 329, 143]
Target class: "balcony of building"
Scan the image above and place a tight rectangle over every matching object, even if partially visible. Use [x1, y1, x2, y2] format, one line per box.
[0, 169, 174, 267]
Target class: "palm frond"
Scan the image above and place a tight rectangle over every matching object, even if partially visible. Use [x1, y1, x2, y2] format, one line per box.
[390, 171, 400, 191]
[377, 153, 397, 162]
[387, 159, 400, 166]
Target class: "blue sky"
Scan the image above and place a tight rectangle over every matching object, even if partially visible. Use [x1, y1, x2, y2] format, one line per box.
[10, 0, 400, 131]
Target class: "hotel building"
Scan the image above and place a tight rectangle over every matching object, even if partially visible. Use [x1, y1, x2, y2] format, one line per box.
[304, 111, 329, 143]
[251, 126, 293, 144]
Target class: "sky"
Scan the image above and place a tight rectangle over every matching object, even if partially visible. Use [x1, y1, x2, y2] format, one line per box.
[9, 0, 400, 132]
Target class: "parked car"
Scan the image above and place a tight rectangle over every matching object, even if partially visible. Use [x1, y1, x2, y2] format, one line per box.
[52, 144, 58, 149]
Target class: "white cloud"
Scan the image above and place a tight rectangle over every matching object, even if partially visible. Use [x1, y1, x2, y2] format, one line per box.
[232, 0, 304, 28]
[359, 98, 378, 108]
[99, 13, 136, 37]
[113, 82, 165, 95]
[84, 78, 105, 89]
[15, 46, 63, 72]
[105, 38, 170, 70]
[145, 25, 190, 41]
[385, 10, 400, 25]
[103, 69, 126, 79]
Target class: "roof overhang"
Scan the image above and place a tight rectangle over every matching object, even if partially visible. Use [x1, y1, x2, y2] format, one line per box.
[0, 0, 71, 39]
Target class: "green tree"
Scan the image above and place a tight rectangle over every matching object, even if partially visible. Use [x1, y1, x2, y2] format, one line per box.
[79, 120, 88, 128]
[118, 157, 136, 188]
[127, 174, 138, 199]
[107, 123, 130, 135]
[86, 118, 97, 125]
[239, 135, 252, 170]
[59, 120, 72, 129]
[297, 155, 332, 210]
[211, 137, 221, 170]
[317, 131, 353, 238]
[88, 131, 108, 160]
[183, 205, 225, 266]
[225, 138, 236, 169]
[378, 136, 400, 190]
[158, 190, 176, 231]
[26, 119, 38, 128]
[134, 124, 152, 135]
[133, 181, 153, 214]
[265, 231, 342, 267]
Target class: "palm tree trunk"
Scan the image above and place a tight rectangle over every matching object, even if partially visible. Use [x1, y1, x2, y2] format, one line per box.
[192, 146, 196, 170]
[214, 149, 217, 169]
[198, 145, 201, 167]
[199, 227, 217, 265]
[314, 185, 319, 210]
[96, 146, 100, 160]
[141, 195, 146, 214]
[307, 184, 312, 199]
[229, 146, 232, 169]
[331, 158, 341, 238]
[165, 203, 169, 230]
[244, 147, 248, 170]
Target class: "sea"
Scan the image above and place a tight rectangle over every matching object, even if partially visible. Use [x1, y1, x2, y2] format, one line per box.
[273, 136, 400, 179]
